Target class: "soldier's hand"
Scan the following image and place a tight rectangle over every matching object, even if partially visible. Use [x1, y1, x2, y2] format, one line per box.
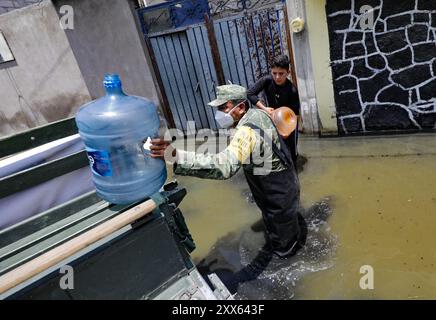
[150, 138, 175, 160]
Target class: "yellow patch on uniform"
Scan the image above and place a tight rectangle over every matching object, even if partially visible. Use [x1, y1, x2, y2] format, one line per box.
[227, 126, 256, 163]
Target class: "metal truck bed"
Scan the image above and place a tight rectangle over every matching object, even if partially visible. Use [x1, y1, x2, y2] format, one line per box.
[0, 118, 232, 300]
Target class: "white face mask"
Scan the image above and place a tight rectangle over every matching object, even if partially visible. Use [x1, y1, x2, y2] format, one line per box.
[214, 105, 238, 129]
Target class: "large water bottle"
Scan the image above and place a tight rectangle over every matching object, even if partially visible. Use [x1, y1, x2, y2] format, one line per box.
[75, 74, 167, 204]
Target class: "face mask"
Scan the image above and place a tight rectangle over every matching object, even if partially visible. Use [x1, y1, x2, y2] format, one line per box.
[214, 105, 238, 129]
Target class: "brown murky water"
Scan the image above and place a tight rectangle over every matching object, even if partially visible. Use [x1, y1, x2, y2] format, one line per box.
[171, 134, 436, 299]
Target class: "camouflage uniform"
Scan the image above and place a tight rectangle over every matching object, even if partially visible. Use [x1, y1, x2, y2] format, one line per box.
[174, 84, 304, 258]
[174, 108, 286, 179]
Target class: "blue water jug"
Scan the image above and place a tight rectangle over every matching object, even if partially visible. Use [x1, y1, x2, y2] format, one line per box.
[75, 74, 167, 204]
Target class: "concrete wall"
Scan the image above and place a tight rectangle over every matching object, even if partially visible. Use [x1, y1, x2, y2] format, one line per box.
[52, 0, 160, 103]
[305, 0, 338, 135]
[0, 0, 41, 15]
[138, 0, 166, 7]
[0, 0, 91, 137]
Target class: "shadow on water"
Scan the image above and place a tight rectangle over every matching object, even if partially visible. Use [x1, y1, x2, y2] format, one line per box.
[196, 197, 338, 300]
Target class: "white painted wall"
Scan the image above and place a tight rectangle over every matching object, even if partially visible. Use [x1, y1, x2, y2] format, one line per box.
[305, 0, 338, 134]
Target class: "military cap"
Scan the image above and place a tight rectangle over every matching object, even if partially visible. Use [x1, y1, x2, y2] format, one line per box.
[208, 84, 247, 107]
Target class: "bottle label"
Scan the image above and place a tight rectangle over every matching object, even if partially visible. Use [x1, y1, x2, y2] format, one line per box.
[141, 137, 152, 156]
[86, 148, 113, 177]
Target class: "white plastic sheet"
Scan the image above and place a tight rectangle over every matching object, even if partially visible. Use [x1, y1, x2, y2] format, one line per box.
[0, 135, 94, 231]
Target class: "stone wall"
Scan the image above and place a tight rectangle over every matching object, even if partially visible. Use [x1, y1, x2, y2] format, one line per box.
[326, 0, 436, 134]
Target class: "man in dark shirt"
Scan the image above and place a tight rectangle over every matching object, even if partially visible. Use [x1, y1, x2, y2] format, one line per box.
[247, 55, 301, 166]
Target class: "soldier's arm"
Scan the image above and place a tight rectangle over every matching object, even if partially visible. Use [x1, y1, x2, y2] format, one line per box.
[174, 126, 256, 180]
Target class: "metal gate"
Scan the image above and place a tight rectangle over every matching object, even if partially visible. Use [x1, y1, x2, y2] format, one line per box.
[213, 8, 292, 90]
[139, 1, 292, 133]
[149, 27, 219, 132]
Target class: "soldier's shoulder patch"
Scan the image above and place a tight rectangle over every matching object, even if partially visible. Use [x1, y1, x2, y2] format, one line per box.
[227, 126, 256, 163]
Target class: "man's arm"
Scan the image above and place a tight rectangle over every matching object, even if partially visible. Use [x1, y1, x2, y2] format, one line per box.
[247, 77, 274, 115]
[151, 127, 256, 180]
[174, 150, 240, 180]
[255, 101, 274, 115]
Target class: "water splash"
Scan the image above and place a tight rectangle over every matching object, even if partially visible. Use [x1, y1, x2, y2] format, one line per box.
[196, 197, 338, 300]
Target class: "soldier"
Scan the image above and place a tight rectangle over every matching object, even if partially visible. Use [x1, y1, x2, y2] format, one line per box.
[150, 84, 306, 259]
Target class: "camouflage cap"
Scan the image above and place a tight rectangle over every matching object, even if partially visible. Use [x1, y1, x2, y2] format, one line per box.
[208, 84, 247, 107]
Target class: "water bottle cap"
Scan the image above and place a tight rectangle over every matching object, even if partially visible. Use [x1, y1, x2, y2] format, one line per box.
[103, 74, 122, 88]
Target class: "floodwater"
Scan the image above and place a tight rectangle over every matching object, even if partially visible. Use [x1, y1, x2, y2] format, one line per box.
[171, 133, 436, 299]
